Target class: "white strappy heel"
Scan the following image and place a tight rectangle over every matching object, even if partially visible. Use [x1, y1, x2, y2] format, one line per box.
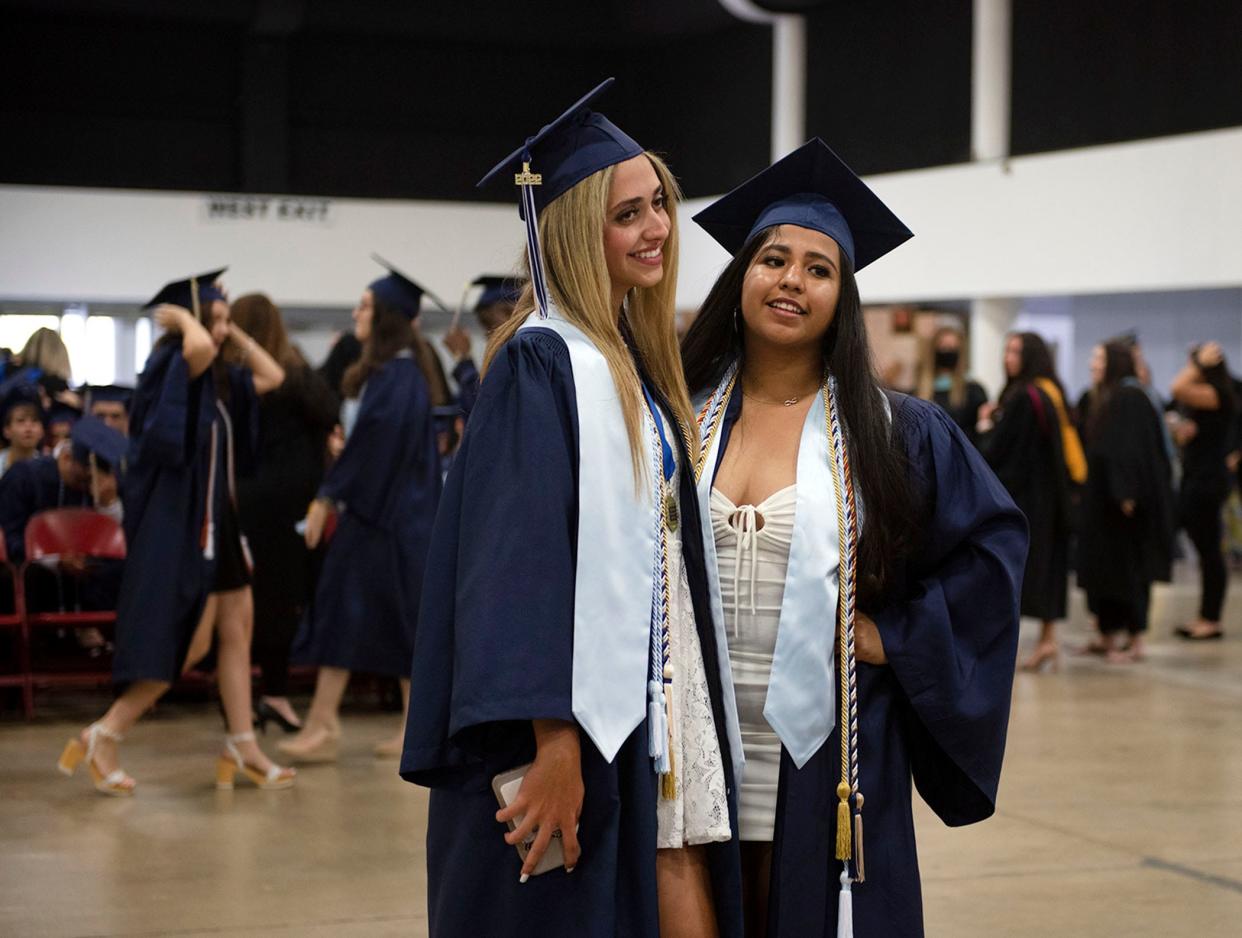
[58, 722, 136, 797]
[216, 731, 296, 790]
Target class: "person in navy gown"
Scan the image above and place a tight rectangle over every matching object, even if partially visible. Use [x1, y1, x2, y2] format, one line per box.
[680, 140, 1027, 937]
[400, 80, 744, 938]
[57, 270, 293, 796]
[442, 274, 524, 420]
[280, 258, 442, 761]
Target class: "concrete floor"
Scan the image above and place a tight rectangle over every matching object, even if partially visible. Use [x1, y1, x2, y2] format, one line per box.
[2, 567, 1241, 937]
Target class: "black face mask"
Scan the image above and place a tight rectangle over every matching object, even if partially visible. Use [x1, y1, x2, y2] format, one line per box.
[934, 349, 960, 370]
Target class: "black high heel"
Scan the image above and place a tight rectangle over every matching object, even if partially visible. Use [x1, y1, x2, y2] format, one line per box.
[254, 699, 302, 734]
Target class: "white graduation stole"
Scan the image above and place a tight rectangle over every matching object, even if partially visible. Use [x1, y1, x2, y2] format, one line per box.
[517, 309, 654, 764]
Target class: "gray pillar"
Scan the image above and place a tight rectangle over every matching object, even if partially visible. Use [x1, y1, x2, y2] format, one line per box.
[970, 297, 1019, 399]
[771, 16, 807, 162]
[971, 0, 1012, 163]
[115, 318, 138, 385]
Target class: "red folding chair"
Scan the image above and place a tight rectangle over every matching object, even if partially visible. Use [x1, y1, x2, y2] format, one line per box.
[0, 530, 31, 717]
[21, 508, 126, 716]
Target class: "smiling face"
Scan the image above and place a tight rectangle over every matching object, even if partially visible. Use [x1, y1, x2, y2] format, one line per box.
[353, 289, 375, 342]
[739, 225, 842, 350]
[602, 155, 670, 307]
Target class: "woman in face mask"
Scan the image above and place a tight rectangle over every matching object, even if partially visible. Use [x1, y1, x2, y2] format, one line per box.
[917, 325, 988, 446]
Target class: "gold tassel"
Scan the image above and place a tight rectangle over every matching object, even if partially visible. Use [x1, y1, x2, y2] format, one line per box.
[661, 667, 677, 800]
[835, 782, 852, 860]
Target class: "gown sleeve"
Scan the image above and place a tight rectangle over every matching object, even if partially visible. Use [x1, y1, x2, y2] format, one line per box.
[318, 361, 430, 525]
[130, 343, 209, 470]
[873, 397, 1029, 826]
[402, 330, 578, 784]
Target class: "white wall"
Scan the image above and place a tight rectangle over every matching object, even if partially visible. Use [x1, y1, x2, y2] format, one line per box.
[2, 127, 1241, 314]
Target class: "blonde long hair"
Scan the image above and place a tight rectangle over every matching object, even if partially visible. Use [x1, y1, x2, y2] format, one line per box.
[483, 152, 697, 484]
[18, 327, 72, 380]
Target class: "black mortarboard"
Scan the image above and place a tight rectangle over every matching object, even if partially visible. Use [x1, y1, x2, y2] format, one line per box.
[84, 385, 134, 411]
[1, 382, 43, 422]
[693, 139, 912, 271]
[46, 399, 82, 428]
[70, 416, 128, 471]
[368, 255, 426, 319]
[143, 268, 228, 312]
[476, 78, 644, 317]
[471, 275, 526, 311]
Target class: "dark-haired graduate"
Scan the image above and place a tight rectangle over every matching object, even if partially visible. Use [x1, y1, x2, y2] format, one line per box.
[400, 80, 743, 938]
[680, 140, 1027, 938]
[281, 258, 442, 761]
[58, 270, 294, 795]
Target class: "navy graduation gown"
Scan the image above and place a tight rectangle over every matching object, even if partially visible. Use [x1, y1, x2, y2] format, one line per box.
[0, 456, 90, 561]
[711, 390, 1025, 937]
[112, 344, 259, 685]
[452, 358, 481, 420]
[401, 328, 742, 938]
[294, 356, 440, 677]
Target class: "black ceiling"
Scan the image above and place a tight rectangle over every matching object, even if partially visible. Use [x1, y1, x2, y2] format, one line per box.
[1, 0, 1239, 201]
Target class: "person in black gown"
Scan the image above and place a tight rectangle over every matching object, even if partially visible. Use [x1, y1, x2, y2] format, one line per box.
[918, 324, 988, 446]
[281, 259, 442, 761]
[1170, 340, 1237, 640]
[230, 293, 338, 733]
[1078, 341, 1175, 662]
[977, 332, 1074, 671]
[57, 270, 294, 796]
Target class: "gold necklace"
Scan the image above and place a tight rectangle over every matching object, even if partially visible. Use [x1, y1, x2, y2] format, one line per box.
[743, 384, 821, 407]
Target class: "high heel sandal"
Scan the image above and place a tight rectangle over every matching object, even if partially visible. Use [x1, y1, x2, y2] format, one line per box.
[1019, 641, 1061, 673]
[58, 722, 136, 797]
[215, 731, 296, 790]
[254, 699, 303, 735]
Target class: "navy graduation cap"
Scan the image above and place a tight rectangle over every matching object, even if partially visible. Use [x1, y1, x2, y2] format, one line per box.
[471, 275, 526, 311]
[84, 385, 134, 411]
[70, 416, 128, 472]
[0, 381, 42, 421]
[693, 138, 913, 272]
[368, 255, 453, 320]
[477, 77, 644, 317]
[143, 269, 228, 314]
[46, 399, 82, 428]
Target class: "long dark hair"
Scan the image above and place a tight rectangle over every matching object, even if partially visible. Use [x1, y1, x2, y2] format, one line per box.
[1086, 341, 1137, 442]
[1193, 347, 1238, 415]
[681, 226, 912, 604]
[1000, 332, 1066, 406]
[342, 301, 416, 399]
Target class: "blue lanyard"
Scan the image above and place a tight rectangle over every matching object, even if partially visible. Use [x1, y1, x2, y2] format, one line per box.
[641, 384, 675, 484]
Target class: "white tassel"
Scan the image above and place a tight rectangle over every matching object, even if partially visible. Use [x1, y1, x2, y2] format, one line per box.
[647, 679, 669, 773]
[836, 869, 854, 938]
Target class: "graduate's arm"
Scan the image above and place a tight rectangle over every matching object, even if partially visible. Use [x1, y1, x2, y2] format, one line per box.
[1170, 345, 1221, 410]
[0, 470, 32, 562]
[873, 399, 1028, 826]
[152, 305, 216, 379]
[227, 322, 286, 395]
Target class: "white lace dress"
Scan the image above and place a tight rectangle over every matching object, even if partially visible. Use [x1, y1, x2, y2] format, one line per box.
[710, 484, 797, 842]
[654, 459, 732, 849]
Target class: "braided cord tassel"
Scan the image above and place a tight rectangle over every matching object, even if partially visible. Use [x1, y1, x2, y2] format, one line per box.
[644, 393, 676, 794]
[693, 362, 739, 483]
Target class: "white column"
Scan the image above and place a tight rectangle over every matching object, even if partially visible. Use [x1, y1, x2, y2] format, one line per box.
[970, 297, 1019, 399]
[115, 318, 138, 385]
[971, 0, 1012, 162]
[771, 15, 806, 162]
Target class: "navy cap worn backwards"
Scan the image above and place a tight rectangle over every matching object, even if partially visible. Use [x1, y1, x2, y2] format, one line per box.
[471, 275, 526, 311]
[143, 268, 228, 311]
[70, 416, 128, 471]
[477, 78, 644, 218]
[693, 139, 913, 271]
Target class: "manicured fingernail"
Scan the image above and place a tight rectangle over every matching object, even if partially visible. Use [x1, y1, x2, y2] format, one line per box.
[519, 874, 530, 884]
[566, 866, 575, 874]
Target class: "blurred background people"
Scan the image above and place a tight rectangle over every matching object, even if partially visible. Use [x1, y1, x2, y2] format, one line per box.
[978, 332, 1080, 671]
[1077, 342, 1175, 662]
[0, 383, 45, 477]
[283, 261, 441, 762]
[441, 274, 524, 418]
[918, 323, 989, 445]
[1170, 341, 1238, 640]
[231, 293, 338, 733]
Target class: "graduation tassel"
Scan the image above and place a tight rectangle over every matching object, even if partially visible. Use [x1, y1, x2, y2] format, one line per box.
[836, 869, 854, 938]
[853, 792, 866, 882]
[835, 782, 853, 860]
[661, 664, 677, 800]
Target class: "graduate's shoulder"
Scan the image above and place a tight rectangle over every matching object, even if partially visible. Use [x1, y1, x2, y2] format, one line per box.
[485, 326, 573, 388]
[886, 390, 967, 448]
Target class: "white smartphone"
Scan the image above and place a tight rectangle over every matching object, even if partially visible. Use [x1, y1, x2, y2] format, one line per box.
[491, 764, 568, 876]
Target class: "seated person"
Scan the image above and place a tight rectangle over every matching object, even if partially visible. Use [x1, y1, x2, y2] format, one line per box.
[84, 385, 133, 437]
[0, 383, 45, 479]
[43, 399, 82, 452]
[0, 417, 126, 618]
